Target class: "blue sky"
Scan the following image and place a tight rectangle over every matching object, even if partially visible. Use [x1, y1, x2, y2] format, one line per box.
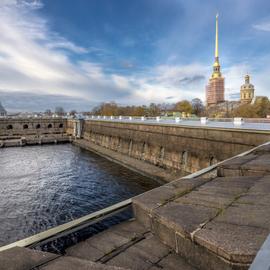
[0, 0, 270, 112]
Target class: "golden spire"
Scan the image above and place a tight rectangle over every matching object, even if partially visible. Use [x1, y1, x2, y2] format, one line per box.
[212, 13, 222, 78]
[215, 13, 219, 59]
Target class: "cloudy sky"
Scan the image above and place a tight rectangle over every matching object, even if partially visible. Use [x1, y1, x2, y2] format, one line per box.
[0, 0, 270, 112]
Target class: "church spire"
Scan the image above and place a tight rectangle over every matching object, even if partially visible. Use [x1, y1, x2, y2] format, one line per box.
[215, 13, 219, 59]
[212, 13, 222, 78]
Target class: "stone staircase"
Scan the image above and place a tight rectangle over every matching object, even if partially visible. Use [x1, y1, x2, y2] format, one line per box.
[132, 144, 270, 270]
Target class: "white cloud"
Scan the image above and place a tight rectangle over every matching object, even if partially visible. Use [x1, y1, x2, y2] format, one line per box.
[1, 0, 269, 112]
[0, 0, 211, 109]
[253, 21, 270, 32]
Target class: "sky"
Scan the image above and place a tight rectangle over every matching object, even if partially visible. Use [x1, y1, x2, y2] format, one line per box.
[0, 0, 270, 112]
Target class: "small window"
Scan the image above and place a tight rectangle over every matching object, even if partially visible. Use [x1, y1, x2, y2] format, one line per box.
[36, 124, 41, 129]
[7, 125, 13, 130]
[59, 123, 63, 128]
[48, 124, 52, 128]
[23, 124, 28, 129]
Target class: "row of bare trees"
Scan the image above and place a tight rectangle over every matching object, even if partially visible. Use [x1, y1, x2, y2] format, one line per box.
[91, 99, 205, 117]
[45, 97, 270, 118]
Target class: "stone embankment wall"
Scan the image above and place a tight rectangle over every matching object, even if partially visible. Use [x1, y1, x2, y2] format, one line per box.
[80, 120, 270, 174]
[0, 118, 71, 147]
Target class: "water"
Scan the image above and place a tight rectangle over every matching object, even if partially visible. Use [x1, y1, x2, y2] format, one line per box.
[0, 144, 159, 247]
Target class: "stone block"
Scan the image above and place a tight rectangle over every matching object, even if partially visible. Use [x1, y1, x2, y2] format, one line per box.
[151, 217, 177, 250]
[175, 233, 243, 270]
[41, 256, 127, 270]
[0, 247, 58, 270]
[85, 231, 130, 255]
[106, 245, 152, 270]
[132, 177, 213, 227]
[132, 203, 152, 229]
[128, 234, 170, 264]
[152, 202, 219, 238]
[157, 253, 198, 270]
[66, 241, 104, 261]
[237, 193, 270, 206]
[194, 221, 269, 264]
[215, 203, 270, 230]
[217, 155, 257, 177]
[106, 219, 148, 240]
[242, 155, 270, 174]
[175, 190, 234, 209]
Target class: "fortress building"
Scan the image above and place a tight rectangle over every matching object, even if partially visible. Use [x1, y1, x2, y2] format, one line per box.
[206, 14, 225, 106]
[240, 74, 255, 104]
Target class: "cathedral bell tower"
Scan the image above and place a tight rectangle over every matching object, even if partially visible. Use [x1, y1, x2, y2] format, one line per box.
[206, 14, 225, 106]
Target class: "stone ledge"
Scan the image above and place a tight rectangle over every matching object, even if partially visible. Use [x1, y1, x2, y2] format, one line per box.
[132, 175, 268, 269]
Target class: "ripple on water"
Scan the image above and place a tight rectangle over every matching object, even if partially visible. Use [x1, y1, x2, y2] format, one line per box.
[0, 144, 159, 246]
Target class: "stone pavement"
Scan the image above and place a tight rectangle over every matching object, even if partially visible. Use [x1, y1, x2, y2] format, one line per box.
[132, 144, 270, 270]
[66, 219, 197, 270]
[0, 246, 127, 270]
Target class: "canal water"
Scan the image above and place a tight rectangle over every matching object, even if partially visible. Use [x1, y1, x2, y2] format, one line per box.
[0, 144, 159, 248]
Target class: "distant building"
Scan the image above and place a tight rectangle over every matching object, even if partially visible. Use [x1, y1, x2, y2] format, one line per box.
[240, 75, 255, 104]
[0, 102, 6, 116]
[206, 14, 225, 106]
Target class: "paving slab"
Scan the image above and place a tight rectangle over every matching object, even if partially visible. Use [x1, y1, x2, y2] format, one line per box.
[214, 203, 270, 230]
[126, 234, 170, 264]
[237, 193, 270, 206]
[66, 241, 105, 261]
[132, 177, 212, 228]
[0, 246, 58, 270]
[157, 253, 198, 270]
[242, 154, 270, 174]
[40, 256, 127, 270]
[217, 154, 258, 177]
[194, 221, 269, 264]
[66, 220, 148, 262]
[105, 245, 153, 270]
[218, 151, 270, 177]
[84, 231, 130, 255]
[105, 219, 149, 239]
[152, 202, 219, 238]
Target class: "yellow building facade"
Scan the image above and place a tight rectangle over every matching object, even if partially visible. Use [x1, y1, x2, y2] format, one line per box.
[240, 75, 255, 104]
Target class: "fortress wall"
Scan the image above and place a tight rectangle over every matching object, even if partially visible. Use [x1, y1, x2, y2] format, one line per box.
[0, 118, 70, 146]
[80, 120, 270, 174]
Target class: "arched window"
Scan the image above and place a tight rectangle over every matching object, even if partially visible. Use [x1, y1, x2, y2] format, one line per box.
[36, 124, 41, 129]
[6, 125, 13, 130]
[48, 124, 52, 128]
[23, 124, 28, 129]
[59, 123, 63, 128]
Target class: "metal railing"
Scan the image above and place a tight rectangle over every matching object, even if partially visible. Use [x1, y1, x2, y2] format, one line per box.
[0, 198, 132, 252]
